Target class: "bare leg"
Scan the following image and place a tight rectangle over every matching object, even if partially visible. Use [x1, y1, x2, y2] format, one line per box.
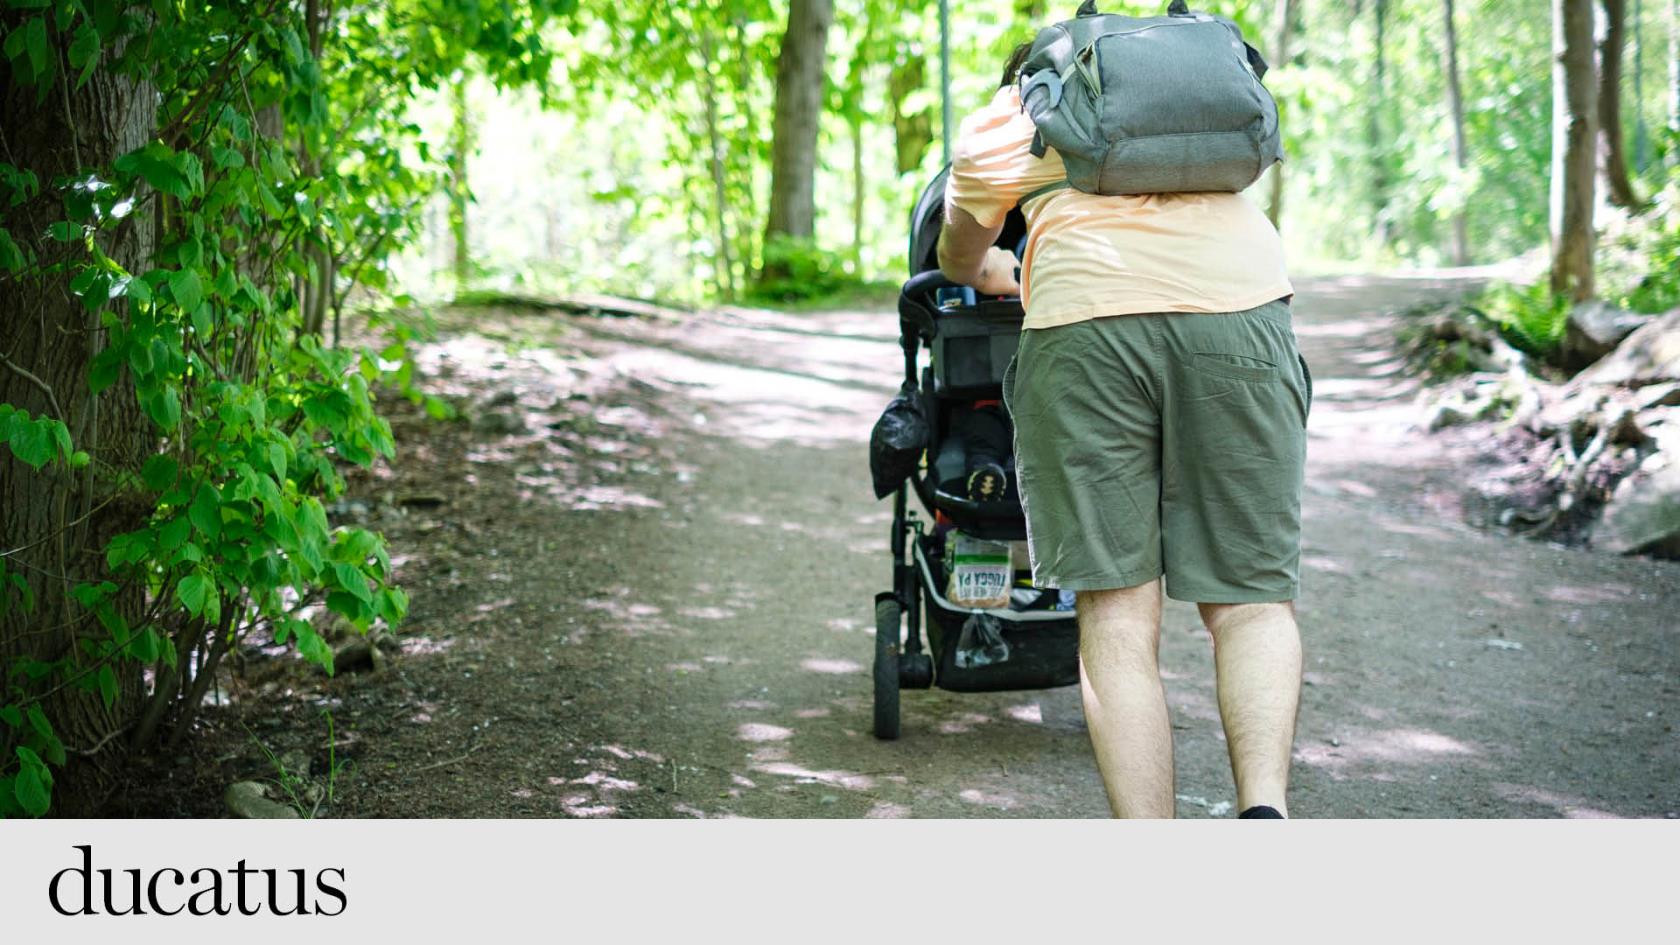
[1196, 601, 1302, 816]
[1076, 579, 1172, 818]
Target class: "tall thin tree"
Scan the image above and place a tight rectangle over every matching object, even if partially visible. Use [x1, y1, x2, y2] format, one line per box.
[1552, 0, 1600, 301]
[1670, 0, 1680, 156]
[1599, 0, 1644, 207]
[700, 33, 738, 300]
[761, 0, 834, 279]
[1442, 0, 1472, 264]
[1265, 0, 1298, 229]
[1369, 0, 1391, 245]
[448, 78, 474, 287]
[1634, 0, 1650, 171]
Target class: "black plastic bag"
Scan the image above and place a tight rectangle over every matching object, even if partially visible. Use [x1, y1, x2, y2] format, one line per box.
[954, 613, 1011, 669]
[869, 382, 928, 499]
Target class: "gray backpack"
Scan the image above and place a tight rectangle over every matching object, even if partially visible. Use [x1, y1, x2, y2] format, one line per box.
[1018, 0, 1281, 196]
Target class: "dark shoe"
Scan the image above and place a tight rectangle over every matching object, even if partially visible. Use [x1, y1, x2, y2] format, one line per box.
[965, 463, 1008, 503]
[1238, 805, 1285, 819]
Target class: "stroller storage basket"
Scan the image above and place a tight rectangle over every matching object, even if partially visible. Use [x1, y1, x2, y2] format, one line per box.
[913, 536, 1079, 693]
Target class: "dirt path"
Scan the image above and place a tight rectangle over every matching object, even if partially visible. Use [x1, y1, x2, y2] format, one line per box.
[127, 273, 1680, 819]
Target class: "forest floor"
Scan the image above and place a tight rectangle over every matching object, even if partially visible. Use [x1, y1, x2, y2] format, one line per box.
[115, 272, 1680, 819]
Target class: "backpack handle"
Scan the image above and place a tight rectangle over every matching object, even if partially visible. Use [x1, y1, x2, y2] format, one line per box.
[1082, 1, 1194, 16]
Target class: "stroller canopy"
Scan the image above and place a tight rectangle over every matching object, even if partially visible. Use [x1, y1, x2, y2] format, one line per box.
[906, 165, 1029, 279]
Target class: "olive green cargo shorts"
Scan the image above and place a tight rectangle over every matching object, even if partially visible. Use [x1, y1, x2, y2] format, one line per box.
[1001, 299, 1311, 603]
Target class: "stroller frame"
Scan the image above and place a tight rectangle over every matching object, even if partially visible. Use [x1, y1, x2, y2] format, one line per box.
[872, 169, 1081, 741]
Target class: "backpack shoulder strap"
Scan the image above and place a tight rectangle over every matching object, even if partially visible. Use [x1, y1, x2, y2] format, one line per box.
[1021, 180, 1072, 203]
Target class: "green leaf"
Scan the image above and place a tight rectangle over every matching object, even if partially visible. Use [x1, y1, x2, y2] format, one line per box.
[127, 336, 155, 375]
[144, 387, 180, 430]
[24, 17, 50, 86]
[25, 705, 65, 766]
[88, 347, 122, 394]
[423, 395, 455, 420]
[189, 484, 221, 539]
[0, 704, 21, 728]
[177, 571, 214, 617]
[376, 586, 409, 624]
[14, 749, 51, 817]
[141, 454, 178, 491]
[0, 228, 24, 272]
[115, 144, 192, 199]
[169, 268, 202, 312]
[332, 563, 372, 602]
[128, 627, 162, 663]
[6, 415, 56, 469]
[335, 528, 380, 564]
[96, 665, 117, 711]
[210, 145, 245, 169]
[157, 514, 190, 552]
[25, 704, 52, 741]
[67, 24, 100, 87]
[266, 442, 287, 481]
[105, 531, 149, 568]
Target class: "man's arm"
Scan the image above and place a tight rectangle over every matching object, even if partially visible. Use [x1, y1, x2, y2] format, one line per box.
[938, 205, 1021, 297]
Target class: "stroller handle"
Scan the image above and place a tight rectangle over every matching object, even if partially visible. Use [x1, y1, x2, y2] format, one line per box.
[897, 269, 960, 339]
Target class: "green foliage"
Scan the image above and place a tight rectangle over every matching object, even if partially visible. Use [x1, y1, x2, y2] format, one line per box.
[244, 710, 351, 818]
[0, 0, 573, 815]
[747, 235, 873, 303]
[0, 404, 77, 470]
[1600, 162, 1680, 316]
[1477, 281, 1570, 357]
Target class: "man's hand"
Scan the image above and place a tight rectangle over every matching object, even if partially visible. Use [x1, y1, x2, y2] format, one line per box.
[972, 245, 1022, 297]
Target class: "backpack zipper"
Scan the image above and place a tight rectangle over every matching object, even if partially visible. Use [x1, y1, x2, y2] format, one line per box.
[1078, 20, 1261, 98]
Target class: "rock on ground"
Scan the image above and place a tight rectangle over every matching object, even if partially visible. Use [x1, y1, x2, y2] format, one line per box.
[1595, 459, 1680, 557]
[224, 781, 300, 819]
[1573, 307, 1680, 389]
[1563, 301, 1650, 370]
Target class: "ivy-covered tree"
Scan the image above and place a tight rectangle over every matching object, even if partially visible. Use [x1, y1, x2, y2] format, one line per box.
[0, 0, 574, 816]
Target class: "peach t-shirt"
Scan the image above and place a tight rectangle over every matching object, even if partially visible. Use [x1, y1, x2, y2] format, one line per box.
[944, 85, 1293, 330]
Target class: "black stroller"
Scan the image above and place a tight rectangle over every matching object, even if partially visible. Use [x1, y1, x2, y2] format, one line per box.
[870, 167, 1081, 740]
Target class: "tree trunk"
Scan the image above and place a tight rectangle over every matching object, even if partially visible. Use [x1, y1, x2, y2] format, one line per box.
[1633, 0, 1650, 171]
[1442, 0, 1471, 264]
[1669, 0, 1679, 158]
[761, 0, 833, 277]
[852, 115, 866, 261]
[1599, 0, 1643, 208]
[699, 34, 737, 300]
[1369, 0, 1390, 245]
[0, 22, 157, 815]
[296, 0, 332, 337]
[732, 17, 760, 274]
[449, 78, 473, 287]
[1265, 0, 1298, 230]
[1552, 0, 1599, 302]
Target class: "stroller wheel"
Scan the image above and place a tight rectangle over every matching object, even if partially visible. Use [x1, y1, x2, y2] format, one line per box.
[873, 593, 902, 740]
[900, 652, 933, 690]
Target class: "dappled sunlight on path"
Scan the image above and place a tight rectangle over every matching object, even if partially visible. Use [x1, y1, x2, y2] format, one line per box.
[225, 275, 1678, 820]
